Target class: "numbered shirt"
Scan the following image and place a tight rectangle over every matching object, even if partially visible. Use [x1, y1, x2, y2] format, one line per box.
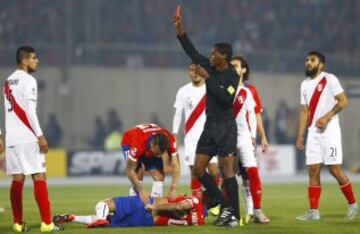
[173, 83, 206, 142]
[155, 195, 204, 226]
[121, 123, 177, 161]
[4, 70, 40, 146]
[300, 71, 343, 134]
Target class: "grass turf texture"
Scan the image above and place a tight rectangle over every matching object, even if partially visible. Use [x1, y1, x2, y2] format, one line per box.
[0, 183, 359, 234]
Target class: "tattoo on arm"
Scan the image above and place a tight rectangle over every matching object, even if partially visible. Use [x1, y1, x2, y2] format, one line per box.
[330, 104, 343, 116]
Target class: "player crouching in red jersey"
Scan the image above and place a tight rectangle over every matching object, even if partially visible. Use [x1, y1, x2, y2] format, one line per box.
[52, 194, 205, 228]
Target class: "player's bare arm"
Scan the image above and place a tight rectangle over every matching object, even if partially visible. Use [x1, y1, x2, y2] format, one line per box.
[126, 159, 150, 203]
[256, 114, 269, 153]
[149, 199, 192, 214]
[315, 92, 348, 130]
[296, 105, 309, 150]
[167, 153, 180, 199]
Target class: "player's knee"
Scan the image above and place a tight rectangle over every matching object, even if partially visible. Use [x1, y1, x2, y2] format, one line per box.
[193, 166, 205, 178]
[328, 166, 343, 178]
[308, 166, 320, 177]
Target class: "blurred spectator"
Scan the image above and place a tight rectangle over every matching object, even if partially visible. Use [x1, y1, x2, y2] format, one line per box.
[274, 99, 290, 144]
[106, 108, 123, 134]
[88, 116, 107, 150]
[44, 113, 63, 147]
[103, 109, 123, 151]
[0, 0, 359, 74]
[150, 112, 163, 127]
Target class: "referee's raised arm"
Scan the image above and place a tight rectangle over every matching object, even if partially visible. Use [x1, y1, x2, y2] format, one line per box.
[173, 8, 208, 67]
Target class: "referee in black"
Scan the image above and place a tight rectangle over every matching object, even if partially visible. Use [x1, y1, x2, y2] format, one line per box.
[173, 10, 240, 227]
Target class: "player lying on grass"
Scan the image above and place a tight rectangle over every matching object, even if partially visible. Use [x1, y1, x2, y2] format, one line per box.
[53, 194, 205, 228]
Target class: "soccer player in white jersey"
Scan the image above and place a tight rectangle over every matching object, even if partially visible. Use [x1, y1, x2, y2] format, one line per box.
[231, 56, 270, 224]
[172, 63, 220, 202]
[296, 51, 358, 221]
[4, 46, 63, 232]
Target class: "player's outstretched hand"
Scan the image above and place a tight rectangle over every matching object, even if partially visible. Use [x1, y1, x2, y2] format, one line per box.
[173, 5, 185, 36]
[38, 135, 48, 154]
[296, 136, 305, 150]
[140, 190, 151, 204]
[194, 65, 209, 79]
[168, 185, 177, 200]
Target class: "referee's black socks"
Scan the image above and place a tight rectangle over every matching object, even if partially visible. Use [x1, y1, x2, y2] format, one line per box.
[198, 173, 227, 208]
[223, 177, 240, 220]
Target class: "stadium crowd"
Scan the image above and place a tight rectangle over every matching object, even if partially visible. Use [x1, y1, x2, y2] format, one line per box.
[0, 0, 359, 74]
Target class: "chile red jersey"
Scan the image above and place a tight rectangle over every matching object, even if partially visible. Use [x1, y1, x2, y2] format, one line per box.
[155, 195, 205, 226]
[121, 123, 177, 161]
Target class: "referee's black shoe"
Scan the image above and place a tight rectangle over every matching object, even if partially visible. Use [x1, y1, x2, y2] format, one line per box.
[213, 207, 234, 226]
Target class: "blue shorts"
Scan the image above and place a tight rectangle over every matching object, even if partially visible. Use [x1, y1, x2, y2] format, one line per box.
[122, 145, 163, 171]
[109, 195, 154, 227]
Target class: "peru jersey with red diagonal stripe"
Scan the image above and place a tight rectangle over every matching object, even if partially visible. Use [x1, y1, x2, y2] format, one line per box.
[173, 83, 206, 142]
[4, 70, 40, 146]
[233, 86, 256, 138]
[300, 71, 344, 133]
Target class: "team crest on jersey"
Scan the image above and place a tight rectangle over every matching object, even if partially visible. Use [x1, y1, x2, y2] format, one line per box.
[131, 147, 137, 156]
[237, 95, 245, 104]
[317, 84, 323, 92]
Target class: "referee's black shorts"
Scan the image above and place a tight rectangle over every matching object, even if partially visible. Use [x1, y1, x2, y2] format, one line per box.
[196, 118, 237, 157]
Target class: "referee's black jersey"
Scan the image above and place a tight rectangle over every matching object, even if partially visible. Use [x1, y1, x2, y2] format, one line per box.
[177, 34, 239, 120]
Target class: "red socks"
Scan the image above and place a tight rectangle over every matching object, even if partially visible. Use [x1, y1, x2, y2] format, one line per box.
[308, 186, 321, 209]
[191, 178, 203, 199]
[340, 182, 356, 204]
[247, 167, 262, 209]
[34, 180, 51, 224]
[10, 180, 24, 224]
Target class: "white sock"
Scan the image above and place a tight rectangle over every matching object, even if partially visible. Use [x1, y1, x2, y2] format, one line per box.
[129, 181, 142, 196]
[242, 181, 253, 215]
[95, 201, 109, 220]
[151, 181, 164, 197]
[73, 215, 96, 225]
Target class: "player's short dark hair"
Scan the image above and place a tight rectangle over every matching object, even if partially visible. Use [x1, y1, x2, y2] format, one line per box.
[214, 42, 233, 62]
[16, 46, 35, 65]
[232, 56, 250, 81]
[307, 51, 325, 64]
[153, 133, 169, 153]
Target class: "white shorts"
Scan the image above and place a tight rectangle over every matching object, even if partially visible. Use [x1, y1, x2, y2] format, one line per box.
[6, 142, 46, 175]
[184, 141, 217, 166]
[236, 135, 257, 168]
[305, 133, 342, 165]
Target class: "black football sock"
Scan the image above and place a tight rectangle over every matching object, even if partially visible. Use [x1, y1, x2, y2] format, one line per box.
[198, 173, 227, 208]
[223, 177, 240, 220]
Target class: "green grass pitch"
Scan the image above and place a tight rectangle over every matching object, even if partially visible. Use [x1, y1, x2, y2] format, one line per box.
[0, 182, 359, 234]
